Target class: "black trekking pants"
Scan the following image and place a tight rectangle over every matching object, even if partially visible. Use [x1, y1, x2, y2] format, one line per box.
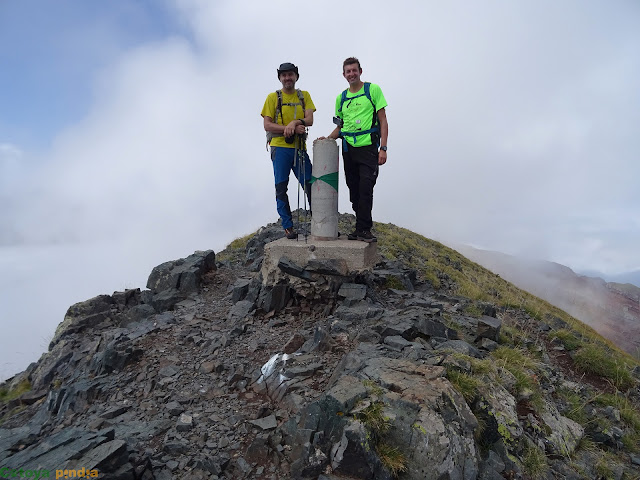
[343, 144, 378, 232]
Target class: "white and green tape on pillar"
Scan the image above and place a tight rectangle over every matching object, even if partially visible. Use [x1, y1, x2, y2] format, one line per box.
[310, 172, 339, 192]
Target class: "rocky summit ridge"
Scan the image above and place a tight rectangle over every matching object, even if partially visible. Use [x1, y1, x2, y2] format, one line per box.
[1, 214, 640, 480]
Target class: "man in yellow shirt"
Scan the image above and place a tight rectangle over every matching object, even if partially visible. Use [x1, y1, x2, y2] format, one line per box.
[261, 62, 315, 239]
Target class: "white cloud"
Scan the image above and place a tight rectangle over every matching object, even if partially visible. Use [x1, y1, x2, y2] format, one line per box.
[0, 142, 24, 180]
[0, 143, 22, 157]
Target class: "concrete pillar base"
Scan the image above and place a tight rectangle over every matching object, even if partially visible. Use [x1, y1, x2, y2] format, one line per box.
[261, 236, 379, 285]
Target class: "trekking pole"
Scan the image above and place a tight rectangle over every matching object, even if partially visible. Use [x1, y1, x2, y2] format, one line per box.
[301, 132, 309, 242]
[294, 134, 300, 241]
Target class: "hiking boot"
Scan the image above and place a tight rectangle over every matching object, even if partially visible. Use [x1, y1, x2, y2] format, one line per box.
[347, 230, 359, 241]
[357, 230, 377, 243]
[284, 227, 298, 239]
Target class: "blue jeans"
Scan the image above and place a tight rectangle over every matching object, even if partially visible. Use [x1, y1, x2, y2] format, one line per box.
[271, 146, 312, 229]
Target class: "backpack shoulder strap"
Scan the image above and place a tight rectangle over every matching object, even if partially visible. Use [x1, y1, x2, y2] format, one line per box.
[364, 82, 378, 126]
[296, 89, 306, 112]
[275, 90, 284, 124]
[338, 89, 349, 113]
[363, 82, 375, 109]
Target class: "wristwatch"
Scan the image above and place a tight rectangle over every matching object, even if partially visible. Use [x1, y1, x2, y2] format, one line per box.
[380, 146, 387, 151]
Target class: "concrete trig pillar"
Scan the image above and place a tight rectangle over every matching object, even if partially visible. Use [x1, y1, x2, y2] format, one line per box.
[311, 139, 339, 240]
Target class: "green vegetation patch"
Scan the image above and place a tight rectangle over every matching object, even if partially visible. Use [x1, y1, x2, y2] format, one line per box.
[362, 379, 384, 397]
[450, 354, 493, 376]
[227, 233, 252, 250]
[0, 379, 31, 403]
[384, 275, 406, 290]
[594, 451, 617, 480]
[556, 388, 589, 426]
[551, 329, 582, 351]
[491, 346, 543, 407]
[521, 443, 549, 479]
[573, 344, 635, 391]
[352, 380, 408, 478]
[374, 222, 445, 290]
[492, 346, 538, 372]
[499, 325, 528, 347]
[216, 232, 254, 263]
[356, 401, 391, 435]
[621, 432, 639, 453]
[447, 369, 481, 403]
[353, 398, 409, 477]
[594, 393, 640, 431]
[469, 357, 493, 375]
[0, 379, 31, 427]
[376, 442, 408, 476]
[522, 304, 544, 322]
[462, 302, 485, 318]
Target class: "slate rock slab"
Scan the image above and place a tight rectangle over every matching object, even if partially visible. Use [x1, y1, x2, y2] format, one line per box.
[338, 283, 367, 301]
[289, 355, 479, 480]
[50, 295, 116, 347]
[146, 250, 216, 294]
[249, 415, 278, 430]
[477, 315, 502, 342]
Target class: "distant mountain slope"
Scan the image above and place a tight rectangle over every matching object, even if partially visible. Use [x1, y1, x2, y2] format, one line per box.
[581, 268, 640, 288]
[457, 245, 640, 357]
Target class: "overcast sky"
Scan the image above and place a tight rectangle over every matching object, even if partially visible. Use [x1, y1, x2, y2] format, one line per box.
[1, 0, 639, 380]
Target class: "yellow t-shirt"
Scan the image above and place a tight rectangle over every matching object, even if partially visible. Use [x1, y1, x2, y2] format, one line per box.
[261, 90, 315, 148]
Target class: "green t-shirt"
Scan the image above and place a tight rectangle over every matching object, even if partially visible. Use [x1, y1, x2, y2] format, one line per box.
[335, 83, 387, 147]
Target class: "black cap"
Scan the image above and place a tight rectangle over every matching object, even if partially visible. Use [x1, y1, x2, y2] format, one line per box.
[277, 62, 299, 79]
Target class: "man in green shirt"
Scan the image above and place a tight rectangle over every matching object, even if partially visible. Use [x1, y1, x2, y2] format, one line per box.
[325, 57, 388, 242]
